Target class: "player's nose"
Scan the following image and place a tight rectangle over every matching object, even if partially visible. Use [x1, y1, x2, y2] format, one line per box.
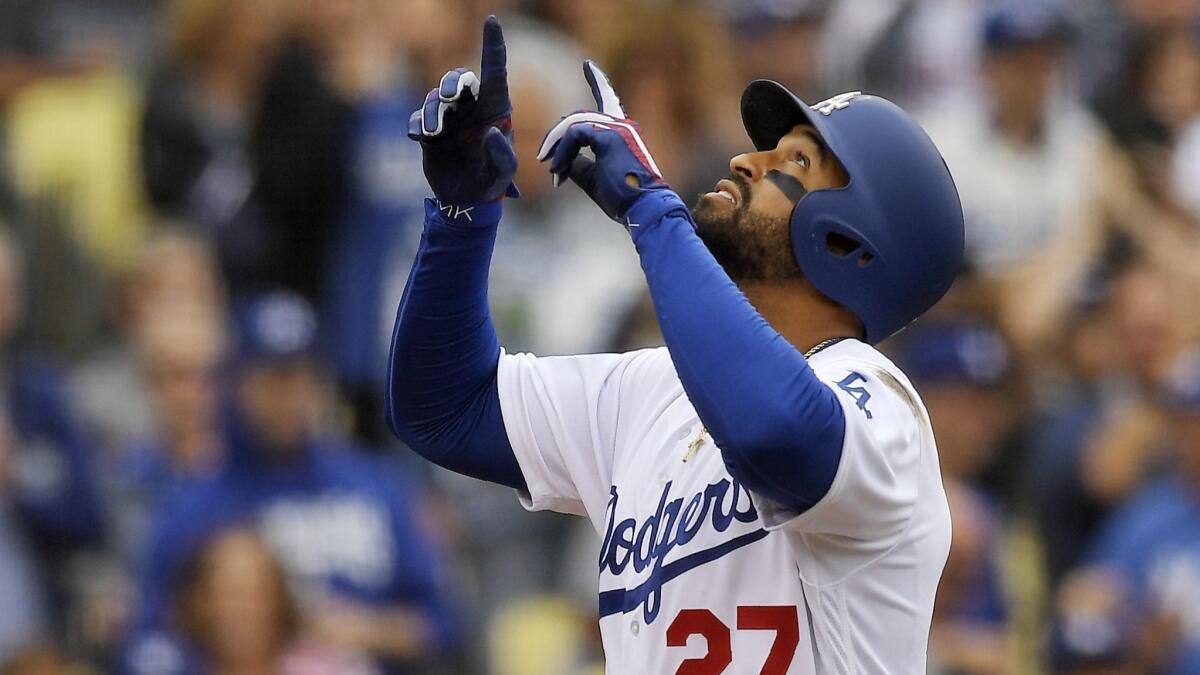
[730, 150, 770, 182]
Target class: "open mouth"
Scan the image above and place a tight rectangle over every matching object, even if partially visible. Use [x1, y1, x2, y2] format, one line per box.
[705, 178, 742, 207]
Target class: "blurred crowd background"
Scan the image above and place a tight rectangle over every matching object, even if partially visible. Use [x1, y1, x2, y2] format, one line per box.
[1, 0, 1199, 673]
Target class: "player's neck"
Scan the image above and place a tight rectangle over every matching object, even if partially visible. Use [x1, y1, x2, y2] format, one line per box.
[740, 278, 862, 355]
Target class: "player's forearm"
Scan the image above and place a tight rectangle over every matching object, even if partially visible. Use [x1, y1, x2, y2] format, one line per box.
[385, 199, 525, 490]
[628, 192, 846, 512]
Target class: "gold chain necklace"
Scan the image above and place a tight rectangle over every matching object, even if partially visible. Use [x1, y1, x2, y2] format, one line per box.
[804, 337, 849, 358]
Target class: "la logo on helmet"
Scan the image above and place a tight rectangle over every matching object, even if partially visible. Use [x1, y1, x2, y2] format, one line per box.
[812, 91, 862, 116]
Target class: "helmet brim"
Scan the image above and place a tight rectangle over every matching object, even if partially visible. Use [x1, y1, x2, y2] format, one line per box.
[741, 80, 833, 153]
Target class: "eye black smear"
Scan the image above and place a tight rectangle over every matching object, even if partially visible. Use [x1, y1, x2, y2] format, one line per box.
[766, 170, 808, 204]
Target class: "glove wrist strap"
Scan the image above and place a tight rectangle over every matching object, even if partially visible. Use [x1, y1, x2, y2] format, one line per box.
[425, 198, 503, 228]
[624, 190, 691, 242]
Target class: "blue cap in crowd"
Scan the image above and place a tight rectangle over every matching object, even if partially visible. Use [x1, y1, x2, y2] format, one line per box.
[983, 0, 1072, 50]
[898, 321, 1012, 388]
[232, 291, 320, 367]
[727, 0, 824, 35]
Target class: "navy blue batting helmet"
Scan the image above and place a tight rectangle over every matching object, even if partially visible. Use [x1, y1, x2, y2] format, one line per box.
[741, 82, 965, 344]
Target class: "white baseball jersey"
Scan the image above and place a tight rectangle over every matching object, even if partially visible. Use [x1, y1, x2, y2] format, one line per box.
[497, 338, 951, 674]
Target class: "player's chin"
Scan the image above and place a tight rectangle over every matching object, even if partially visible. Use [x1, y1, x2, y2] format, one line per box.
[691, 193, 734, 226]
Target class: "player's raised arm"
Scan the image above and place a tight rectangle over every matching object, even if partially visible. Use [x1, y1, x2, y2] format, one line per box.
[385, 16, 524, 489]
[536, 62, 850, 512]
[538, 62, 963, 519]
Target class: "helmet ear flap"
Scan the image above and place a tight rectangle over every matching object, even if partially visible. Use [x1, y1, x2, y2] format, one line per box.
[823, 231, 878, 270]
[790, 189, 892, 340]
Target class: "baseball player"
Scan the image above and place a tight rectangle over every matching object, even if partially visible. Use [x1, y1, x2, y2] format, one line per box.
[388, 16, 964, 674]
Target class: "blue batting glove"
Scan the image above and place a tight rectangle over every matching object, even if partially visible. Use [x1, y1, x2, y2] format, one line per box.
[537, 61, 674, 228]
[409, 16, 520, 206]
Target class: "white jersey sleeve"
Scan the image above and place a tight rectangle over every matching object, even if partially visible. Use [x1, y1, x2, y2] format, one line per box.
[496, 348, 668, 527]
[754, 343, 932, 548]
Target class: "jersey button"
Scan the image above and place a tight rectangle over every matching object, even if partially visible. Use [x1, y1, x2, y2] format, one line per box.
[630, 620, 640, 636]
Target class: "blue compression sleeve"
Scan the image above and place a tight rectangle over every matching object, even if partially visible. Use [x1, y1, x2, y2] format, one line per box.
[628, 191, 846, 512]
[385, 199, 526, 491]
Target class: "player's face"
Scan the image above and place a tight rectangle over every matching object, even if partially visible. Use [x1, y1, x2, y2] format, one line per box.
[692, 124, 849, 283]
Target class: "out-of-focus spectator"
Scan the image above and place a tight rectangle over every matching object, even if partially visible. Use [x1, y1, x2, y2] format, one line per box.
[933, 482, 1013, 675]
[1024, 265, 1123, 583]
[898, 322, 1018, 484]
[1051, 567, 1145, 675]
[595, 2, 741, 196]
[389, 0, 474, 88]
[1149, 24, 1200, 227]
[1094, 23, 1200, 180]
[901, 0, 990, 107]
[0, 0, 152, 161]
[78, 298, 226, 663]
[920, 1, 1126, 363]
[1071, 0, 1200, 104]
[319, 0, 434, 444]
[0, 0, 161, 89]
[140, 0, 285, 296]
[108, 300, 225, 565]
[128, 292, 455, 675]
[1172, 114, 1200, 224]
[251, 0, 362, 304]
[1081, 24, 1200, 339]
[921, 0, 1102, 288]
[174, 527, 378, 675]
[1094, 22, 1200, 249]
[820, 0, 962, 104]
[0, 227, 103, 663]
[897, 321, 1018, 674]
[72, 230, 223, 460]
[1030, 254, 1188, 588]
[1054, 348, 1200, 674]
[5, 67, 147, 354]
[76, 254, 225, 667]
[1080, 258, 1183, 488]
[530, 0, 635, 54]
[724, 0, 825, 101]
[0, 21, 109, 108]
[0, 643, 81, 675]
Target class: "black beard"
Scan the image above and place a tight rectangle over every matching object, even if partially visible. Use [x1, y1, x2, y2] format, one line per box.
[691, 174, 801, 283]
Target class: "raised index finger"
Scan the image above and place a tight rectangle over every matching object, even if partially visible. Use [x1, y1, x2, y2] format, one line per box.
[480, 15, 508, 98]
[583, 60, 624, 117]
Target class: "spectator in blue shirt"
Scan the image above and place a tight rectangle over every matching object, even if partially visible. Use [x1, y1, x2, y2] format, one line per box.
[127, 292, 456, 675]
[1056, 348, 1200, 674]
[896, 320, 1017, 674]
[106, 299, 226, 567]
[0, 229, 103, 662]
